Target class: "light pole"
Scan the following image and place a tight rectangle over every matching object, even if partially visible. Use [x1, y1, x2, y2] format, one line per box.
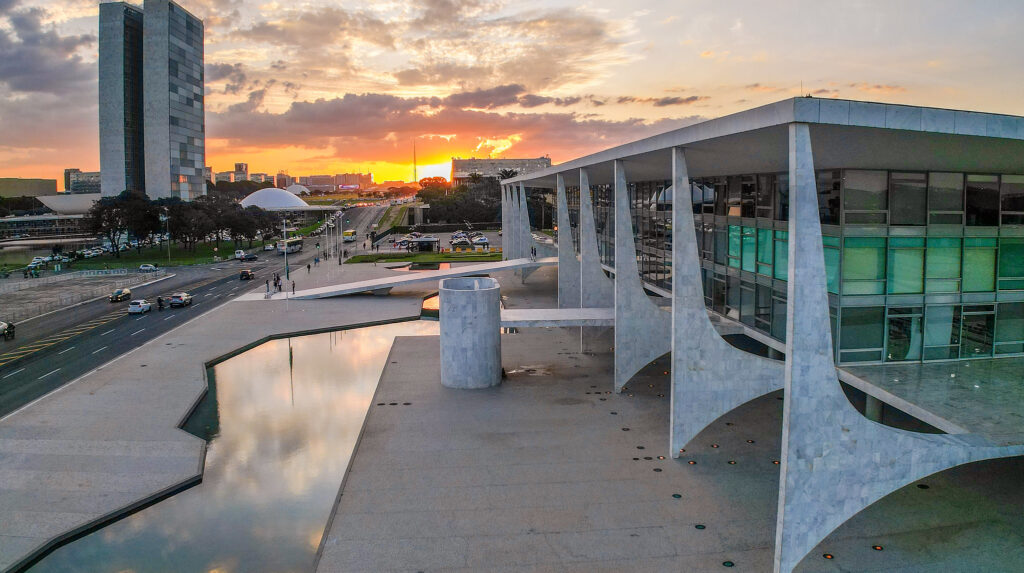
[283, 217, 289, 280]
[162, 207, 171, 264]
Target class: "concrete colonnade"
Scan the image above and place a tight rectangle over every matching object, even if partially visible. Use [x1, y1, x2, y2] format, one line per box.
[772, 123, 1024, 572]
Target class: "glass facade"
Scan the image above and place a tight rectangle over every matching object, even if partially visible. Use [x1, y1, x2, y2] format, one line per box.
[561, 168, 1024, 366]
[165, 2, 206, 200]
[122, 5, 145, 193]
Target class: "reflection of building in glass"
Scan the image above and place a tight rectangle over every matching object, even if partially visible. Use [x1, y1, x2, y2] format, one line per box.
[67, 171, 102, 194]
[99, 0, 205, 200]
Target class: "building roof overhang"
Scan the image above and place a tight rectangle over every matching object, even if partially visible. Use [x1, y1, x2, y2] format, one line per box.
[502, 98, 1024, 188]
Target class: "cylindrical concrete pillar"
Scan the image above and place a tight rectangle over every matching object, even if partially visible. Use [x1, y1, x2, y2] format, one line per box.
[440, 277, 501, 389]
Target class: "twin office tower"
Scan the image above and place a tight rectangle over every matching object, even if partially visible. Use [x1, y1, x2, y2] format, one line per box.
[99, 0, 206, 200]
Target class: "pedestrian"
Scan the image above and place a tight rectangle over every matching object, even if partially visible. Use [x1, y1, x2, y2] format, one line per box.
[292, 281, 295, 295]
[266, 279, 270, 293]
[307, 263, 311, 273]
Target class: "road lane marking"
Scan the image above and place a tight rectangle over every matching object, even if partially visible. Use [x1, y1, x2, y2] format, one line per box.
[131, 329, 145, 336]
[38, 369, 60, 380]
[91, 346, 108, 354]
[2, 368, 25, 379]
[204, 293, 212, 297]
[101, 329, 115, 336]
[164, 316, 174, 321]
[57, 347, 76, 355]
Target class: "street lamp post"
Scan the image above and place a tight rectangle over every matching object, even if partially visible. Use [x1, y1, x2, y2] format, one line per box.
[283, 217, 289, 280]
[162, 207, 171, 264]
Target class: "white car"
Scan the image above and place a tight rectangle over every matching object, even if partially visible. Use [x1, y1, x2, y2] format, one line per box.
[234, 249, 246, 260]
[139, 264, 157, 272]
[128, 299, 152, 314]
[471, 236, 489, 245]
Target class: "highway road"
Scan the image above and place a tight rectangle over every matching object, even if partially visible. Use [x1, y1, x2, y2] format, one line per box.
[0, 206, 383, 418]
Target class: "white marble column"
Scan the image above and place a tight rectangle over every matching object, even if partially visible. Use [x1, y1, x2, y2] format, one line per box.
[772, 123, 1024, 572]
[578, 168, 614, 307]
[613, 160, 670, 391]
[556, 174, 581, 308]
[669, 146, 783, 455]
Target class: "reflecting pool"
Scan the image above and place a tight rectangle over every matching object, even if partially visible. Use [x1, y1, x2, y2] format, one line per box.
[31, 320, 438, 573]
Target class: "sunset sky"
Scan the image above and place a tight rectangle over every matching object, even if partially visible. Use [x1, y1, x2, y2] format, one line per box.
[2, 0, 1023, 188]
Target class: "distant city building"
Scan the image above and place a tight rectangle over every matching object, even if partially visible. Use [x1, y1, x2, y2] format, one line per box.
[234, 162, 249, 182]
[99, 0, 205, 200]
[450, 157, 551, 186]
[250, 173, 272, 184]
[214, 171, 234, 183]
[275, 173, 293, 188]
[68, 171, 102, 194]
[297, 176, 311, 186]
[334, 173, 373, 188]
[307, 174, 335, 193]
[0, 214, 86, 240]
[0, 178, 58, 198]
[64, 168, 81, 192]
[204, 166, 213, 181]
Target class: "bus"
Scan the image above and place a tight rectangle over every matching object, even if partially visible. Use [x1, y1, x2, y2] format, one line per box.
[343, 229, 356, 242]
[276, 237, 303, 254]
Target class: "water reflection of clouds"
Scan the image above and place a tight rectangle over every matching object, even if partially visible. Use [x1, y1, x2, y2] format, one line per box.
[32, 321, 438, 573]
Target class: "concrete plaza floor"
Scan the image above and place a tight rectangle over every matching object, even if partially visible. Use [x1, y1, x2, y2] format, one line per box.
[318, 266, 1024, 572]
[1, 261, 1021, 572]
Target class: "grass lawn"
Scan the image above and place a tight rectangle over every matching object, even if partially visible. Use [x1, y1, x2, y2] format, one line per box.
[345, 251, 502, 264]
[6, 240, 276, 270]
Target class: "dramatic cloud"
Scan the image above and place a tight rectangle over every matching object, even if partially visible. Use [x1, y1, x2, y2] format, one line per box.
[232, 6, 394, 50]
[441, 84, 526, 109]
[0, 6, 95, 94]
[617, 95, 709, 106]
[206, 62, 249, 94]
[208, 91, 705, 162]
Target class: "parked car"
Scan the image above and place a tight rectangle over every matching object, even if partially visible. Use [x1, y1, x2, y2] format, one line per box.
[168, 292, 193, 307]
[109, 288, 132, 302]
[239, 269, 255, 280]
[128, 299, 152, 314]
[263, 244, 275, 251]
[471, 236, 489, 245]
[234, 249, 246, 260]
[241, 253, 258, 261]
[139, 264, 157, 272]
[451, 238, 471, 247]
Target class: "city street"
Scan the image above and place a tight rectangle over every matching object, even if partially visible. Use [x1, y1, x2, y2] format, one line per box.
[0, 206, 382, 418]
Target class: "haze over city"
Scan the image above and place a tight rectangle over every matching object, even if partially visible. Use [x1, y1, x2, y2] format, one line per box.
[3, 0, 1024, 187]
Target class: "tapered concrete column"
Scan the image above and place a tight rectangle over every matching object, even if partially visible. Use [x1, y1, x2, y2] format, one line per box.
[499, 186, 507, 259]
[772, 123, 1024, 573]
[670, 146, 783, 455]
[440, 277, 501, 389]
[509, 186, 520, 259]
[613, 160, 670, 391]
[556, 174, 581, 308]
[579, 168, 614, 307]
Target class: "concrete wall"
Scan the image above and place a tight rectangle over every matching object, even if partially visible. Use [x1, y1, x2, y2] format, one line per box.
[99, 2, 130, 197]
[143, 0, 172, 199]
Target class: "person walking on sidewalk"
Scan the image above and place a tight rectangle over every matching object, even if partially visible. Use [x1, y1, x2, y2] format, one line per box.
[291, 281, 295, 295]
[307, 263, 311, 273]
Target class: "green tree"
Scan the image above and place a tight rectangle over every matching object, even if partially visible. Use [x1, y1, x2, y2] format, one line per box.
[85, 192, 132, 258]
[497, 168, 518, 180]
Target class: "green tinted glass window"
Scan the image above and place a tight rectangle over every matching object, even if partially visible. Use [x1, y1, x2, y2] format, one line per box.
[843, 237, 886, 295]
[756, 228, 772, 276]
[998, 239, 1024, 290]
[774, 231, 788, 280]
[925, 237, 962, 293]
[963, 239, 997, 292]
[741, 227, 756, 272]
[924, 305, 961, 360]
[888, 238, 925, 294]
[839, 306, 885, 362]
[728, 225, 741, 268]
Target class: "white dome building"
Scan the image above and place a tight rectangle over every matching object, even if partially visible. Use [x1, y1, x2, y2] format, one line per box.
[240, 187, 311, 210]
[285, 184, 310, 196]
